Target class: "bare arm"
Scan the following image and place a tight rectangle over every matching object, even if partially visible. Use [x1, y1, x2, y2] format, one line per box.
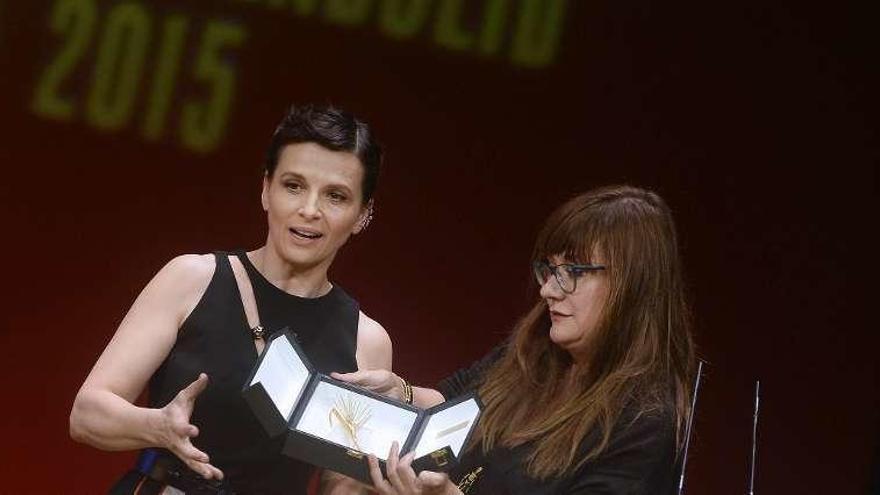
[334, 310, 444, 407]
[69, 254, 222, 479]
[412, 386, 446, 409]
[332, 372, 446, 409]
[355, 310, 392, 371]
[332, 369, 445, 409]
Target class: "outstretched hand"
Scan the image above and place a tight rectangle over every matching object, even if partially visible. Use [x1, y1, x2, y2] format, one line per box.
[367, 442, 461, 495]
[155, 373, 223, 480]
[331, 369, 404, 402]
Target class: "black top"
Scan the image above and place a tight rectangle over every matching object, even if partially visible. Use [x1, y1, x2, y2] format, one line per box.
[437, 345, 678, 495]
[148, 252, 360, 494]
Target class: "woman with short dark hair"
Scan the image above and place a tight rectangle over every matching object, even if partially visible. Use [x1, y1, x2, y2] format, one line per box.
[70, 104, 391, 494]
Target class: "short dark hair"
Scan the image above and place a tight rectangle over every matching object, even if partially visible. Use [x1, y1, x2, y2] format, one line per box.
[265, 104, 382, 204]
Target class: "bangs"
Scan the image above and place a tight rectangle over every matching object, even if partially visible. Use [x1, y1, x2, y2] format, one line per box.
[533, 203, 604, 264]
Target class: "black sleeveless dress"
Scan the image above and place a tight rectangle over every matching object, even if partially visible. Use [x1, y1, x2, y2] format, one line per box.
[148, 252, 360, 494]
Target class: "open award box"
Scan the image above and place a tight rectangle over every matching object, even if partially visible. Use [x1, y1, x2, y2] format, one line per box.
[242, 329, 483, 483]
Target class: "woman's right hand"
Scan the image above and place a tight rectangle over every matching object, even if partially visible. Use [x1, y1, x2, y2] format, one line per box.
[154, 373, 223, 480]
[331, 369, 405, 402]
[367, 442, 462, 495]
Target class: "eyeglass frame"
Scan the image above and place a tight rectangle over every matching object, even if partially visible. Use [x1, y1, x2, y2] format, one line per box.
[532, 260, 606, 294]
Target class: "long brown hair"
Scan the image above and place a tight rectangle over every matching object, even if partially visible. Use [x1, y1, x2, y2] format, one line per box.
[475, 185, 696, 479]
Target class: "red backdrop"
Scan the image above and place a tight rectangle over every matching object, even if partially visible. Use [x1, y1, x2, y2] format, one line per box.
[0, 1, 875, 493]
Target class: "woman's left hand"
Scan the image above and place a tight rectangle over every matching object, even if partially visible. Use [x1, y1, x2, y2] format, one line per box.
[367, 442, 462, 495]
[331, 369, 405, 402]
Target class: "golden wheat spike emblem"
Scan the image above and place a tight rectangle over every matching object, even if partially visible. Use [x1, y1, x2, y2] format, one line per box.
[329, 394, 372, 451]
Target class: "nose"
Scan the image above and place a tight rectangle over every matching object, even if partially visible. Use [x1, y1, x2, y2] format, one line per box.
[539, 275, 564, 301]
[298, 191, 322, 219]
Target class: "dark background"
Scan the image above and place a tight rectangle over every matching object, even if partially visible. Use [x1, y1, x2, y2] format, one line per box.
[0, 1, 875, 493]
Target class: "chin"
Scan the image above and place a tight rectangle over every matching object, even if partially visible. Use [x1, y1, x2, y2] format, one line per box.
[550, 327, 582, 353]
[548, 327, 568, 346]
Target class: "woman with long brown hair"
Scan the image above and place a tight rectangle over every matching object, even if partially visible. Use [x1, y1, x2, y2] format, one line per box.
[333, 185, 696, 494]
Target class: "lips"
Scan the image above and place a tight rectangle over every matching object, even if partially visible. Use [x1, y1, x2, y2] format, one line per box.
[549, 309, 570, 320]
[289, 227, 323, 240]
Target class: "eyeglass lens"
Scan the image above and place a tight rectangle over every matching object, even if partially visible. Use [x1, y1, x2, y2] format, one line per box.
[533, 262, 574, 292]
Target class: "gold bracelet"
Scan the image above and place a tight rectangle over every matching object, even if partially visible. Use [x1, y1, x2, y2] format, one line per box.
[397, 375, 413, 404]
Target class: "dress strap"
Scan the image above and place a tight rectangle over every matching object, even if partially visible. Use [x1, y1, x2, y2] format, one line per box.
[228, 252, 265, 343]
[236, 250, 262, 281]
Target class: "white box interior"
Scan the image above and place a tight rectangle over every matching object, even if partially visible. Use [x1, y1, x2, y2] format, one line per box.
[295, 381, 419, 460]
[413, 398, 480, 458]
[249, 336, 311, 421]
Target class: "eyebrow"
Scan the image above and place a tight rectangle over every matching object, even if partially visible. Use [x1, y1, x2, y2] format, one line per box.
[278, 171, 304, 181]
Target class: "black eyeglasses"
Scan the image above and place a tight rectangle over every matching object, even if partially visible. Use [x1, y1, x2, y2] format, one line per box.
[532, 260, 606, 294]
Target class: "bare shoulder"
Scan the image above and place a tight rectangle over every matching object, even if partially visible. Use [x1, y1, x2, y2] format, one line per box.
[357, 311, 388, 339]
[357, 311, 391, 349]
[356, 311, 392, 371]
[162, 253, 215, 280]
[155, 254, 215, 291]
[147, 254, 216, 319]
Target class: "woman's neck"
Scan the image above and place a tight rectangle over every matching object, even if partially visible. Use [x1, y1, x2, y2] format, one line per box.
[247, 247, 332, 298]
[562, 360, 592, 393]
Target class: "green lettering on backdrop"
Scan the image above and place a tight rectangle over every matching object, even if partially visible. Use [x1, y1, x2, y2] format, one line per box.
[478, 0, 508, 55]
[324, 0, 372, 26]
[85, 2, 150, 130]
[291, 0, 320, 16]
[142, 14, 188, 141]
[26, 0, 567, 158]
[379, 0, 431, 39]
[244, 0, 320, 16]
[434, 0, 472, 51]
[511, 0, 566, 67]
[30, 1, 248, 153]
[31, 0, 97, 121]
[180, 20, 247, 153]
[264, 0, 287, 8]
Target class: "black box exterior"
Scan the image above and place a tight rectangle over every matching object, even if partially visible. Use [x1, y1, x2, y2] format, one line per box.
[281, 375, 424, 484]
[243, 330, 483, 485]
[283, 429, 376, 483]
[241, 381, 288, 438]
[241, 329, 312, 438]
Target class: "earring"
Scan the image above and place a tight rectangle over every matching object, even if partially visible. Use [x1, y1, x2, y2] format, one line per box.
[358, 201, 374, 233]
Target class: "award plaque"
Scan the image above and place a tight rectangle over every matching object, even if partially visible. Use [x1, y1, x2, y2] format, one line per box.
[242, 329, 483, 483]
